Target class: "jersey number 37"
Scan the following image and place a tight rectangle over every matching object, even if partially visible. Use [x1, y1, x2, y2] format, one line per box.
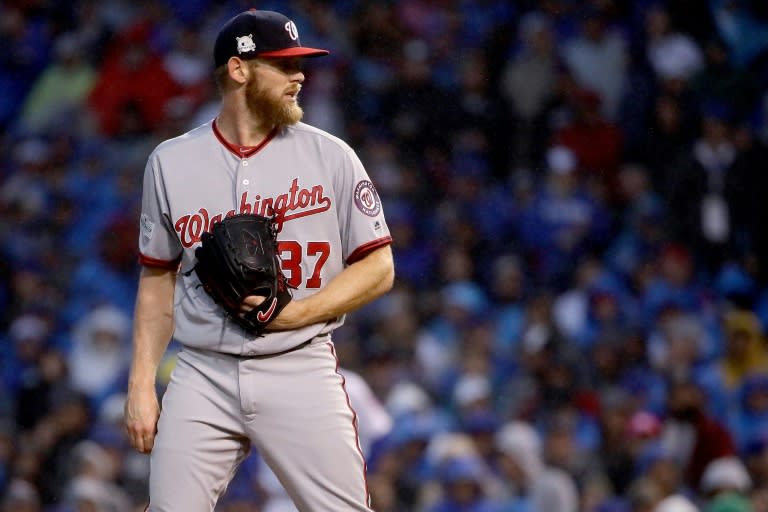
[277, 241, 330, 289]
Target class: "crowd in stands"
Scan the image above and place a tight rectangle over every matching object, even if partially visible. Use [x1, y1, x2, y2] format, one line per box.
[2, 0, 768, 510]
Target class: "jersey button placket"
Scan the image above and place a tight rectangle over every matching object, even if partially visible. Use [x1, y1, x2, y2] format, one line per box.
[237, 157, 250, 200]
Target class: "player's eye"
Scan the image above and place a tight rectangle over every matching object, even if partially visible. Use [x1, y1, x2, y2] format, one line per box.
[274, 58, 303, 74]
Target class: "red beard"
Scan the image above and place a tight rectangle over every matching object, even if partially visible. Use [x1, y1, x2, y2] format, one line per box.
[245, 77, 303, 129]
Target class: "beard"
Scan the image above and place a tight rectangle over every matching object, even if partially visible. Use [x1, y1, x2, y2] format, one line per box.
[245, 76, 303, 129]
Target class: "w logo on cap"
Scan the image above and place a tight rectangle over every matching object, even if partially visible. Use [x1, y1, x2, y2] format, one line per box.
[285, 21, 299, 40]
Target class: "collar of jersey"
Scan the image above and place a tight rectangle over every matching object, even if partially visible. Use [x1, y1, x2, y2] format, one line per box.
[212, 119, 277, 158]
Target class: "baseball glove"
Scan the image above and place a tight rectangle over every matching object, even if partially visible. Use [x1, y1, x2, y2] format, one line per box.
[192, 213, 291, 335]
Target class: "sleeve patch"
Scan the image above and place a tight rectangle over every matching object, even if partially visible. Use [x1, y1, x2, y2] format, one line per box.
[140, 213, 155, 241]
[354, 180, 381, 217]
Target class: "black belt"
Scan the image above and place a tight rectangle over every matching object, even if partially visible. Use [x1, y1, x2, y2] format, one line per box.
[238, 339, 312, 359]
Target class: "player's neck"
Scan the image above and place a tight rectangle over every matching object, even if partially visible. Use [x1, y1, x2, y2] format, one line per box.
[216, 104, 275, 148]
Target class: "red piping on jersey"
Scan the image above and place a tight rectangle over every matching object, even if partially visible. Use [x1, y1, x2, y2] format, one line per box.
[346, 236, 392, 265]
[212, 118, 277, 158]
[138, 253, 181, 271]
[327, 342, 373, 510]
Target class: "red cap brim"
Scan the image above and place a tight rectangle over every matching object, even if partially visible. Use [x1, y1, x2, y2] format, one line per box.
[258, 47, 329, 58]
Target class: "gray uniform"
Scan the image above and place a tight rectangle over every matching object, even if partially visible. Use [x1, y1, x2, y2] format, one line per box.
[138, 119, 391, 510]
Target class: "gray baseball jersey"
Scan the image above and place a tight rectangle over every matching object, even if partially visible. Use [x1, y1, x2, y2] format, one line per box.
[138, 119, 391, 355]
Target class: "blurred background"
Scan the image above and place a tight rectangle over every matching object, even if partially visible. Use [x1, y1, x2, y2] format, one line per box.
[1, 0, 768, 511]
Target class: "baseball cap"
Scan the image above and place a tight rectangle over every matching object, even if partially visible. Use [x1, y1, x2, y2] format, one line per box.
[700, 456, 752, 494]
[213, 10, 329, 68]
[654, 495, 698, 512]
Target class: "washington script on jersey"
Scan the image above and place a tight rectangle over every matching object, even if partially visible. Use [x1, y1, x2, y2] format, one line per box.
[175, 178, 332, 247]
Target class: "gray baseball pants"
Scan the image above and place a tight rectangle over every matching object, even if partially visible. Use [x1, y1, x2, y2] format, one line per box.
[147, 338, 371, 511]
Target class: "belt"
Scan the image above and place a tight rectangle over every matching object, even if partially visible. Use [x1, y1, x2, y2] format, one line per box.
[236, 333, 330, 360]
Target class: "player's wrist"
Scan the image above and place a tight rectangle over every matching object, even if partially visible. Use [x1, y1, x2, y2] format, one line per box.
[266, 299, 309, 330]
[128, 370, 158, 391]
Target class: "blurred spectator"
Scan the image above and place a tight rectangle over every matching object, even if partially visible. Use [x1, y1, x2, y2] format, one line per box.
[448, 49, 512, 179]
[717, 310, 768, 394]
[633, 441, 684, 508]
[498, 290, 575, 419]
[553, 256, 607, 343]
[488, 253, 526, 359]
[87, 20, 182, 136]
[0, 7, 52, 129]
[627, 94, 697, 195]
[386, 381, 433, 422]
[560, 7, 628, 120]
[64, 215, 139, 326]
[691, 38, 756, 124]
[1, 138, 53, 244]
[661, 379, 736, 489]
[640, 242, 712, 327]
[594, 388, 638, 496]
[553, 88, 624, 195]
[30, 389, 92, 504]
[646, 311, 714, 385]
[63, 439, 132, 511]
[0, 478, 40, 512]
[728, 374, 768, 455]
[710, 0, 768, 69]
[500, 11, 559, 167]
[1, 312, 51, 397]
[700, 456, 752, 509]
[644, 5, 704, 84]
[604, 164, 668, 279]
[161, 24, 210, 104]
[624, 476, 664, 512]
[451, 374, 493, 421]
[415, 281, 488, 395]
[493, 420, 579, 512]
[17, 33, 96, 134]
[654, 494, 698, 512]
[666, 103, 742, 272]
[542, 407, 595, 481]
[518, 145, 611, 284]
[380, 36, 453, 161]
[15, 348, 70, 432]
[425, 455, 503, 512]
[67, 305, 132, 411]
[376, 411, 453, 509]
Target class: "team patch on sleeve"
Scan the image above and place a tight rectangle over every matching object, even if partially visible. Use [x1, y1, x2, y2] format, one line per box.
[353, 180, 381, 217]
[140, 213, 155, 241]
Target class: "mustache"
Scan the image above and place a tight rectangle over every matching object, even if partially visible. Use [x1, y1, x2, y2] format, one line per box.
[287, 84, 302, 95]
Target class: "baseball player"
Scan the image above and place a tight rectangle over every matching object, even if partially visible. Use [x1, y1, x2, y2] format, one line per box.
[124, 9, 394, 511]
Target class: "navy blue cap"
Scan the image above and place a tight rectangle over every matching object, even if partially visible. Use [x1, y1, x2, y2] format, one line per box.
[213, 10, 329, 68]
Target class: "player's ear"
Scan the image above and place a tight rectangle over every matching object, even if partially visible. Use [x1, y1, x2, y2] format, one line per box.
[227, 57, 250, 85]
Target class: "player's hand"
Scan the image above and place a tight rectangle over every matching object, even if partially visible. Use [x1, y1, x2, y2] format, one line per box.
[242, 295, 306, 330]
[124, 385, 160, 454]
